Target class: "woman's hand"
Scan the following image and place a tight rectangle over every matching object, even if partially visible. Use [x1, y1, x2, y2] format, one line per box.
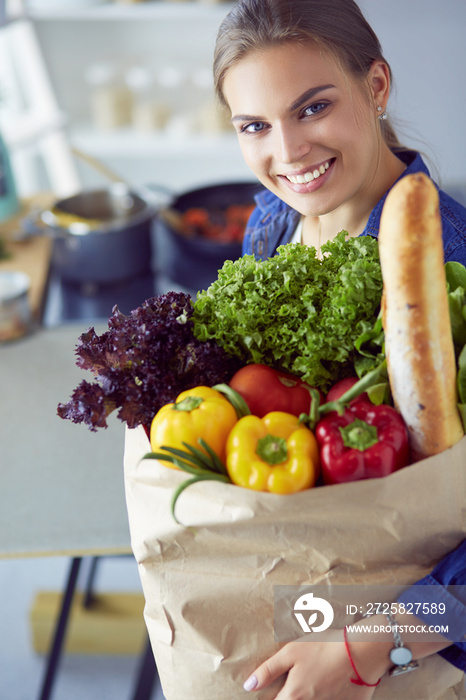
[243, 611, 454, 699]
[242, 628, 383, 700]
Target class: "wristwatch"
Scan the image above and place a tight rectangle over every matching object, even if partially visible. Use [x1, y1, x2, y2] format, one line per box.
[386, 612, 419, 676]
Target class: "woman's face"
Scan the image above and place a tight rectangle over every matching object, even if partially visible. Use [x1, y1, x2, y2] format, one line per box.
[223, 43, 385, 219]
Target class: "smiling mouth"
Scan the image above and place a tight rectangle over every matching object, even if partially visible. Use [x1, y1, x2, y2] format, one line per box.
[284, 160, 332, 184]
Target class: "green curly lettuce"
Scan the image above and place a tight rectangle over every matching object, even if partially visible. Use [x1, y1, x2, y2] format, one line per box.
[192, 232, 383, 391]
[445, 261, 466, 429]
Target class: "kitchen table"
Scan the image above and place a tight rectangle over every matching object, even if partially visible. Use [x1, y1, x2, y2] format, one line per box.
[0, 323, 157, 699]
[0, 322, 130, 558]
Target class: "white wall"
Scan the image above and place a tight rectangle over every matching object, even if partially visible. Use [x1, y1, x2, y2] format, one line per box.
[358, 0, 466, 191]
[7, 1, 466, 196]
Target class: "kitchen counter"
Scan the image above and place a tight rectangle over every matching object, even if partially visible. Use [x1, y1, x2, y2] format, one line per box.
[0, 196, 54, 320]
[0, 322, 131, 558]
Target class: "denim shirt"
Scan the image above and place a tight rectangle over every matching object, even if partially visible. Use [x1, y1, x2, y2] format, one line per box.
[242, 150, 466, 266]
[242, 151, 466, 671]
[399, 541, 466, 671]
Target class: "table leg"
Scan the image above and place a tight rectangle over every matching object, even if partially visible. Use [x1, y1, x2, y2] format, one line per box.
[130, 636, 158, 700]
[83, 556, 100, 608]
[37, 556, 82, 700]
[37, 555, 158, 700]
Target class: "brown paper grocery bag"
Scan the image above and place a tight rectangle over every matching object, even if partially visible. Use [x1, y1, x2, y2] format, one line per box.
[124, 426, 466, 700]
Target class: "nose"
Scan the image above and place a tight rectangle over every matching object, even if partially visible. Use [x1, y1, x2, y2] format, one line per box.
[275, 123, 311, 164]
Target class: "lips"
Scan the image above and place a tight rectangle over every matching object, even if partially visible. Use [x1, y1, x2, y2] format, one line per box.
[284, 160, 332, 184]
[279, 158, 335, 194]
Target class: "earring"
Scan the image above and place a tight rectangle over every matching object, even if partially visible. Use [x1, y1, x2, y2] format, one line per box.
[377, 106, 388, 120]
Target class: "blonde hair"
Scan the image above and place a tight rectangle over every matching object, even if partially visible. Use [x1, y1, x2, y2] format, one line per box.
[213, 0, 405, 152]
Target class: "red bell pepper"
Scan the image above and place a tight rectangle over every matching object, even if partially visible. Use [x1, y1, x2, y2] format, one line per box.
[229, 363, 320, 418]
[315, 399, 409, 485]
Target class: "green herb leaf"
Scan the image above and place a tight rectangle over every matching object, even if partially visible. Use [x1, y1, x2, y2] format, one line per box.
[179, 441, 219, 471]
[196, 438, 229, 476]
[145, 446, 201, 468]
[156, 444, 206, 468]
[171, 472, 231, 525]
[445, 262, 466, 356]
[457, 345, 466, 404]
[353, 311, 386, 378]
[144, 450, 204, 475]
[457, 404, 466, 433]
[446, 261, 466, 292]
[143, 440, 230, 479]
[448, 287, 466, 351]
[366, 382, 390, 406]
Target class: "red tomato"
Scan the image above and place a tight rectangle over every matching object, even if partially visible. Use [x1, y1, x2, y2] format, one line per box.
[325, 377, 369, 405]
[325, 378, 359, 403]
[229, 364, 318, 418]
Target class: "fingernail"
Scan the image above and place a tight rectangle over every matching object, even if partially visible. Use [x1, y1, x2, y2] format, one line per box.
[243, 674, 258, 691]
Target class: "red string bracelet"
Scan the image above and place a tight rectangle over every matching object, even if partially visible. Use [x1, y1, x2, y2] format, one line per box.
[343, 626, 381, 688]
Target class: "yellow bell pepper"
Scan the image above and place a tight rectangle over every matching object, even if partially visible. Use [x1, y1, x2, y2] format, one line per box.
[150, 386, 237, 468]
[225, 411, 319, 494]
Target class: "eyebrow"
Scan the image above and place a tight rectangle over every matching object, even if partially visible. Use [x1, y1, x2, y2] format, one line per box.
[231, 84, 335, 123]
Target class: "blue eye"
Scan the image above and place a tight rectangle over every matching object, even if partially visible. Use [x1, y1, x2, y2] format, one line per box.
[242, 121, 266, 134]
[303, 101, 329, 117]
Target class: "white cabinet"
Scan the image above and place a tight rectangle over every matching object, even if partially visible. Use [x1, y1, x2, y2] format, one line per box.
[12, 1, 253, 194]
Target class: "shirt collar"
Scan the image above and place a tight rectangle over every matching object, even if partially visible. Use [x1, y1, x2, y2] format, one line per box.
[254, 188, 291, 216]
[364, 150, 429, 237]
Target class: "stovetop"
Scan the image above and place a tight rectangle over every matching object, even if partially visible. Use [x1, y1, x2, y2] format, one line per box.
[42, 271, 157, 327]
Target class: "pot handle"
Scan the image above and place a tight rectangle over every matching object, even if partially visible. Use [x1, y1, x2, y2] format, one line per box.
[14, 209, 69, 241]
[138, 184, 188, 232]
[137, 183, 175, 211]
[14, 208, 47, 241]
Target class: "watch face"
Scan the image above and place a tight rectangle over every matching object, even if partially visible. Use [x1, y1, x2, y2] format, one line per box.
[390, 646, 413, 666]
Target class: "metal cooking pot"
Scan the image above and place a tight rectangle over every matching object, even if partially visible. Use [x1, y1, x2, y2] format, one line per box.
[35, 183, 155, 284]
[154, 181, 263, 292]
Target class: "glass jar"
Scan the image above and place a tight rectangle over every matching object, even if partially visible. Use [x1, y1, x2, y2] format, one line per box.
[84, 62, 133, 131]
[125, 65, 171, 132]
[0, 131, 19, 222]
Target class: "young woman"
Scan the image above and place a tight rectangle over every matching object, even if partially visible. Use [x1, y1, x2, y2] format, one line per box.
[213, 0, 466, 697]
[214, 0, 466, 266]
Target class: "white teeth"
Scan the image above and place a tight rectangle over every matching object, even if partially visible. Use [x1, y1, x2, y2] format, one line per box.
[286, 161, 330, 184]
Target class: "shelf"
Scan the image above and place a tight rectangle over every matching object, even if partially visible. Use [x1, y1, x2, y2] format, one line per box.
[4, 0, 246, 194]
[70, 124, 240, 158]
[20, 1, 234, 21]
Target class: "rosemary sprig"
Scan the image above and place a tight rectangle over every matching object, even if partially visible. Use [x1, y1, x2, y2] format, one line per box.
[142, 438, 232, 524]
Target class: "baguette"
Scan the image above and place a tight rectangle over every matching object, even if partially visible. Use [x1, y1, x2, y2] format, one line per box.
[378, 172, 464, 460]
